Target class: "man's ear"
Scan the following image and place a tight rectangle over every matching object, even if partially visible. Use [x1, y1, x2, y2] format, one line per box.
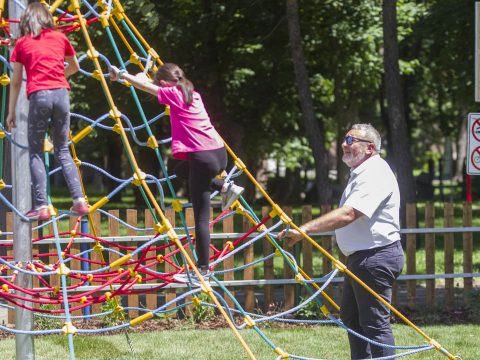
[366, 143, 375, 155]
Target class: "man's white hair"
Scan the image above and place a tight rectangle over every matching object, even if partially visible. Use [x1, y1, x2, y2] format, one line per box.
[351, 123, 381, 152]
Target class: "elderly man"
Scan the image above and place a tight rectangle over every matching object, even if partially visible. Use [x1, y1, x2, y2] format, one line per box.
[279, 123, 404, 359]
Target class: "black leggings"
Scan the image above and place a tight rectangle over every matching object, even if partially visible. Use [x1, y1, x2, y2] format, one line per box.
[174, 147, 227, 268]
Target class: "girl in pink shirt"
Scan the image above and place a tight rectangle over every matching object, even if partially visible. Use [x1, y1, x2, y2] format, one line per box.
[110, 63, 243, 282]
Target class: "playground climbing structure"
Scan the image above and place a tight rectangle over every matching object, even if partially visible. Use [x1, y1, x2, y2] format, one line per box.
[0, 1, 462, 359]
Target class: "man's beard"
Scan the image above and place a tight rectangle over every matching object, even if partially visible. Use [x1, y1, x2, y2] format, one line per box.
[342, 152, 364, 168]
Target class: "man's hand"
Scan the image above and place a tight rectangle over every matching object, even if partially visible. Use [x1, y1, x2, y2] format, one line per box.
[6, 113, 15, 130]
[277, 228, 303, 247]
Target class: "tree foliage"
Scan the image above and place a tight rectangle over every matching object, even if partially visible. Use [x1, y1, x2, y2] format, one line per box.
[68, 0, 475, 204]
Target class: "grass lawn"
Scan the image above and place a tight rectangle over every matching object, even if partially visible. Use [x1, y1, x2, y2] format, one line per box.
[0, 324, 476, 359]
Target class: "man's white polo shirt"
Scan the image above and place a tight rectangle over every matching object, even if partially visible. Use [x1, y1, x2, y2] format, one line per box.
[335, 154, 401, 256]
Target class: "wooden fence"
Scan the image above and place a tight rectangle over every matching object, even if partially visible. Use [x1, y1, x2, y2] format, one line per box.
[3, 202, 479, 324]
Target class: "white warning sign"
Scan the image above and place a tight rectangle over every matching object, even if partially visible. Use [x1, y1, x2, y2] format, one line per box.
[467, 113, 480, 174]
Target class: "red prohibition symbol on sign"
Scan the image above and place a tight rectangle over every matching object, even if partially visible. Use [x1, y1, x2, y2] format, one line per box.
[472, 118, 480, 142]
[471, 146, 480, 171]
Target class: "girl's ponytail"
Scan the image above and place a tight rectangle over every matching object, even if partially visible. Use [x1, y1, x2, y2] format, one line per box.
[154, 63, 194, 106]
[177, 77, 194, 106]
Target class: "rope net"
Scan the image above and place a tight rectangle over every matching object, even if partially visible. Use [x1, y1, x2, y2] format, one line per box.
[0, 1, 459, 359]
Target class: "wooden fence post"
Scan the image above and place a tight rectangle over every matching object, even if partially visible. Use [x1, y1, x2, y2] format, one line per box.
[320, 205, 333, 275]
[144, 209, 156, 312]
[444, 202, 454, 309]
[107, 210, 120, 265]
[406, 203, 416, 309]
[282, 207, 294, 310]
[262, 206, 274, 312]
[301, 205, 313, 303]
[243, 215, 255, 312]
[302, 206, 313, 276]
[462, 202, 473, 305]
[320, 205, 335, 300]
[425, 202, 435, 307]
[107, 210, 121, 316]
[184, 208, 195, 316]
[221, 209, 235, 309]
[165, 208, 177, 313]
[126, 209, 138, 318]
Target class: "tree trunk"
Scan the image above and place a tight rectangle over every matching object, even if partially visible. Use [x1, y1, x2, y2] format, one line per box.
[380, 75, 394, 164]
[382, 0, 416, 214]
[286, 0, 332, 205]
[333, 75, 359, 192]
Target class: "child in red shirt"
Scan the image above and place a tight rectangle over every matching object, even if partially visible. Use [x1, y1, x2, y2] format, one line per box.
[6, 2, 88, 220]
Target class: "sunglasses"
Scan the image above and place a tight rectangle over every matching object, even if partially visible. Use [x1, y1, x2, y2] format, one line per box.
[344, 135, 372, 146]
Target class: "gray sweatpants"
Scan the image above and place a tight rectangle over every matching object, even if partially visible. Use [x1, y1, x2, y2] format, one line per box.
[28, 88, 83, 207]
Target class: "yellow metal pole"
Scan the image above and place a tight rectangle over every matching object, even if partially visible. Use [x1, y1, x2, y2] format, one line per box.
[48, 0, 65, 13]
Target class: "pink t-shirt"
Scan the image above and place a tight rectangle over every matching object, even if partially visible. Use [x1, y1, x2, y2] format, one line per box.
[157, 86, 224, 160]
[10, 29, 75, 97]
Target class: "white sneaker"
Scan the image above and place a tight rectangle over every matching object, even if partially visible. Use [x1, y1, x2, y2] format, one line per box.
[221, 183, 244, 211]
[173, 269, 211, 285]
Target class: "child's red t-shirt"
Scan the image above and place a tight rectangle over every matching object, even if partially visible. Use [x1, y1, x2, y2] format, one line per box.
[10, 29, 75, 97]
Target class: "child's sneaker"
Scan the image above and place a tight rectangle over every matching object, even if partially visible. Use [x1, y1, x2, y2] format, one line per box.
[24, 206, 50, 221]
[70, 199, 89, 216]
[221, 182, 244, 211]
[173, 268, 211, 285]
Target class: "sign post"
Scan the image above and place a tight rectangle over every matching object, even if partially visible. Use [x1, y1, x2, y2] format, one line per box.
[467, 113, 480, 203]
[467, 113, 480, 175]
[476, 1, 480, 102]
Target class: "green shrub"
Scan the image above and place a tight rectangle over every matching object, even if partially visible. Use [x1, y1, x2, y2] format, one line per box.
[296, 296, 323, 320]
[35, 304, 62, 330]
[101, 298, 126, 327]
[191, 293, 215, 323]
